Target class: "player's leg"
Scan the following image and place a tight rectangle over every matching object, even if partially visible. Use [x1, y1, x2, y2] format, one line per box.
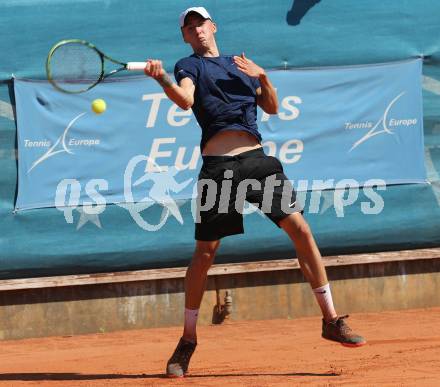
[279, 213, 328, 290]
[279, 212, 366, 347]
[240, 151, 366, 347]
[183, 239, 220, 340]
[166, 240, 220, 377]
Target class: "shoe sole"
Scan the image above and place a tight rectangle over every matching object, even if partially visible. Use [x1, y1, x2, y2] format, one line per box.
[166, 372, 189, 378]
[341, 341, 366, 348]
[322, 336, 367, 347]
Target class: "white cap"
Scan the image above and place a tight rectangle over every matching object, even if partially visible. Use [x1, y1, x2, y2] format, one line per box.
[179, 6, 212, 27]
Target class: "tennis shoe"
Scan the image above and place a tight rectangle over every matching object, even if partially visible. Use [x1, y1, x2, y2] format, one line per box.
[322, 315, 366, 347]
[166, 337, 197, 378]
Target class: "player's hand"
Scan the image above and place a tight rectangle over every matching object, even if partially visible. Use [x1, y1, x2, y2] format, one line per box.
[144, 59, 165, 79]
[233, 53, 265, 78]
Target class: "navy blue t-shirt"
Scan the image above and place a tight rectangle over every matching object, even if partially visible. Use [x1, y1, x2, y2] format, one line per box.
[174, 54, 262, 150]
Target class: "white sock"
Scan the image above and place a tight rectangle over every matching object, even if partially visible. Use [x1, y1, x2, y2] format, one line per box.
[312, 283, 337, 323]
[183, 308, 199, 343]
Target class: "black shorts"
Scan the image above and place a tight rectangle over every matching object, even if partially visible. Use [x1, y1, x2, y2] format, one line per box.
[195, 147, 301, 241]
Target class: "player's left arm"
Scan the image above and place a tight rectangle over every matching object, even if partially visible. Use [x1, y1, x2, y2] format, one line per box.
[233, 53, 278, 114]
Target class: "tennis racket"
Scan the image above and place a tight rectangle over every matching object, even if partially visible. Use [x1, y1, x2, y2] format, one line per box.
[46, 39, 147, 93]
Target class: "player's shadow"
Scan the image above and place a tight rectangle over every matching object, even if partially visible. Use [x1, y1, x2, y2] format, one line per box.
[187, 371, 340, 378]
[0, 373, 164, 381]
[287, 0, 322, 25]
[0, 371, 340, 381]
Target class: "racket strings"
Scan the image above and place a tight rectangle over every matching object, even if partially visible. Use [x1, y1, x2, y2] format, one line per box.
[48, 43, 103, 92]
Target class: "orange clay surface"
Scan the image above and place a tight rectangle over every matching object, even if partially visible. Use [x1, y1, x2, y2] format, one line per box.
[0, 307, 439, 386]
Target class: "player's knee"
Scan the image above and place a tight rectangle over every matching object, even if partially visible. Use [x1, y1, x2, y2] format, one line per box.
[192, 242, 218, 271]
[282, 215, 313, 240]
[296, 221, 312, 238]
[191, 252, 215, 272]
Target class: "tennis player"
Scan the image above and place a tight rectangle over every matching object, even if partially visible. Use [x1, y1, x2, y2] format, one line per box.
[144, 6, 366, 378]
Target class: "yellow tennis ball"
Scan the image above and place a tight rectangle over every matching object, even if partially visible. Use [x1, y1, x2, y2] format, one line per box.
[91, 98, 106, 114]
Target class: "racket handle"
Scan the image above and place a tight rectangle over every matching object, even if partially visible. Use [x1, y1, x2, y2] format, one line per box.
[126, 62, 148, 71]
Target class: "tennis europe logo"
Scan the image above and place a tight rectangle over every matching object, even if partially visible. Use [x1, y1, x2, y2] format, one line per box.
[25, 112, 100, 173]
[347, 92, 418, 152]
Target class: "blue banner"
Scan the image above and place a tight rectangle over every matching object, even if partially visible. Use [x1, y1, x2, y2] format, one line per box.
[14, 58, 426, 211]
[1, 1, 439, 80]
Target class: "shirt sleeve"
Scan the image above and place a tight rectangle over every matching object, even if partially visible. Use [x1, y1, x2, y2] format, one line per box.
[249, 75, 261, 91]
[174, 58, 199, 85]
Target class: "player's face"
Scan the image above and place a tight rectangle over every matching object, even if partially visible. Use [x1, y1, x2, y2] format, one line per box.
[181, 13, 217, 51]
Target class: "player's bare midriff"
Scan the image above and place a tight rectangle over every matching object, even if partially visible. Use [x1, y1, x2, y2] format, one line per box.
[202, 129, 262, 156]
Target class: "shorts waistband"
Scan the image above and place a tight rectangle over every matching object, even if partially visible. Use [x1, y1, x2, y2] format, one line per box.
[202, 147, 265, 163]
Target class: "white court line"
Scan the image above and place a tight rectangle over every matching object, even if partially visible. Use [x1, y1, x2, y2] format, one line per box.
[422, 75, 440, 95]
[421, 75, 440, 206]
[425, 147, 440, 207]
[0, 99, 14, 120]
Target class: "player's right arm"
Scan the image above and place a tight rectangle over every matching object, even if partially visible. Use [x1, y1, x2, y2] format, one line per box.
[144, 59, 195, 110]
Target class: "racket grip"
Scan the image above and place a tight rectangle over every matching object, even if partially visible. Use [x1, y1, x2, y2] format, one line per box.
[126, 62, 148, 71]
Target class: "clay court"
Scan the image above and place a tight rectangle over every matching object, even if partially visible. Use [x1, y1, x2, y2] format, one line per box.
[1, 1, 440, 386]
[0, 307, 439, 386]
